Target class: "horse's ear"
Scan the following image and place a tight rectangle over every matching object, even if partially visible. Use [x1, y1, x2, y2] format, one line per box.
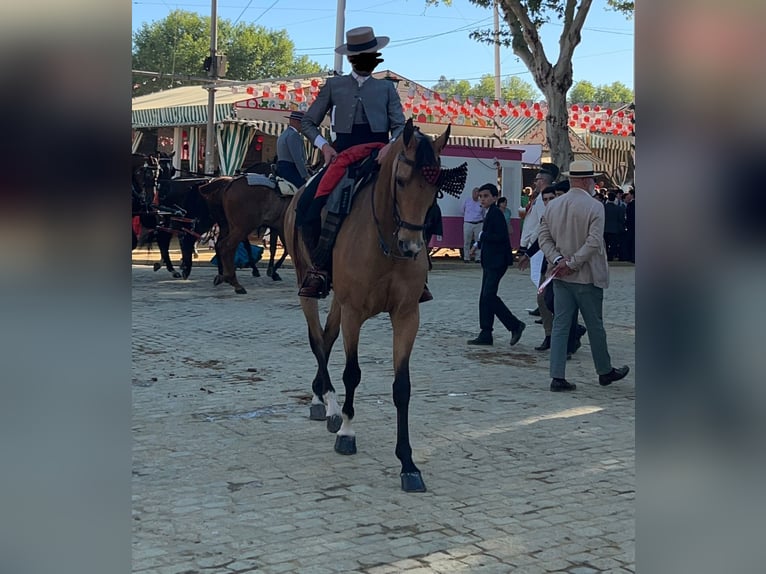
[402, 118, 416, 148]
[434, 124, 451, 154]
[169, 151, 176, 158]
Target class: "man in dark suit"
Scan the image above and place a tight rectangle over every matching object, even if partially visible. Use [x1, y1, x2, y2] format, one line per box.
[275, 111, 309, 189]
[297, 26, 406, 298]
[603, 190, 626, 261]
[467, 183, 526, 346]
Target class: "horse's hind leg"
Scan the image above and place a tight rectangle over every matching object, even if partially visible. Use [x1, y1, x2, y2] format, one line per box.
[217, 226, 247, 294]
[268, 232, 287, 281]
[334, 310, 363, 455]
[179, 233, 196, 279]
[390, 308, 426, 492]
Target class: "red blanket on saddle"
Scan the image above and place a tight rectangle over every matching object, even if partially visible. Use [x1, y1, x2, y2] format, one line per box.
[315, 142, 385, 199]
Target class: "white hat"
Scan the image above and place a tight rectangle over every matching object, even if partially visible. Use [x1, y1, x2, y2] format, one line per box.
[563, 159, 602, 177]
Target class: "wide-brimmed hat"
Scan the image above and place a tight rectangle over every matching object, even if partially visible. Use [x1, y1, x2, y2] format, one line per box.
[285, 111, 304, 122]
[335, 26, 390, 55]
[538, 162, 560, 180]
[563, 159, 602, 177]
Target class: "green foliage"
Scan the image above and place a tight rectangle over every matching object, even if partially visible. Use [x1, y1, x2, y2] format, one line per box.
[431, 74, 539, 102]
[569, 80, 633, 105]
[132, 10, 325, 96]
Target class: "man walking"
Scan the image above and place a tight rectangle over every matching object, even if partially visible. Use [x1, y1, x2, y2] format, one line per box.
[462, 186, 484, 262]
[538, 160, 630, 392]
[467, 183, 525, 346]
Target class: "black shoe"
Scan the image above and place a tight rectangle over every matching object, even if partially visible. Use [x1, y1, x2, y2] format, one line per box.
[575, 324, 587, 339]
[419, 285, 433, 303]
[599, 365, 630, 386]
[535, 319, 543, 324]
[510, 322, 526, 346]
[550, 378, 576, 392]
[467, 334, 493, 346]
[535, 336, 551, 351]
[529, 307, 541, 316]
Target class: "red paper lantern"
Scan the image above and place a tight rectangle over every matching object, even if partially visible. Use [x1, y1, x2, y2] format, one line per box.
[279, 83, 287, 92]
[533, 102, 540, 110]
[606, 108, 613, 116]
[612, 128, 619, 135]
[182, 130, 187, 138]
[600, 126, 607, 133]
[524, 109, 531, 117]
[417, 113, 427, 123]
[583, 115, 590, 123]
[535, 111, 543, 120]
[520, 101, 528, 109]
[572, 113, 579, 121]
[569, 120, 576, 127]
[580, 122, 587, 129]
[512, 109, 519, 117]
[311, 79, 319, 87]
[583, 105, 591, 113]
[606, 121, 613, 127]
[595, 118, 602, 125]
[500, 108, 508, 117]
[594, 105, 601, 112]
[621, 129, 629, 136]
[246, 86, 254, 95]
[589, 125, 597, 132]
[278, 93, 285, 100]
[617, 110, 625, 118]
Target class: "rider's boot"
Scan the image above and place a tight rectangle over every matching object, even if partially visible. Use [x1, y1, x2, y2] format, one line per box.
[299, 212, 342, 298]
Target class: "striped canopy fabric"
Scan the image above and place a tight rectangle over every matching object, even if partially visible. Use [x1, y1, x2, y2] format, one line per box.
[131, 131, 143, 154]
[187, 126, 200, 172]
[216, 121, 256, 176]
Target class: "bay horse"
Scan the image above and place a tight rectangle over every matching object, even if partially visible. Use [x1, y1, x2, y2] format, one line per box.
[198, 175, 292, 294]
[283, 119, 451, 492]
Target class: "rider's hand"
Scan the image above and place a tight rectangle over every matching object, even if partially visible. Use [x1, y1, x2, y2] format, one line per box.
[322, 143, 338, 166]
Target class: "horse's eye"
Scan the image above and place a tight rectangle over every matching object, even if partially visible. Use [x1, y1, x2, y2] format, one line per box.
[395, 177, 405, 187]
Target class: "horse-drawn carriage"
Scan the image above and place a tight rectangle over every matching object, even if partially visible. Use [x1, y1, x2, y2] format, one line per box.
[131, 152, 290, 287]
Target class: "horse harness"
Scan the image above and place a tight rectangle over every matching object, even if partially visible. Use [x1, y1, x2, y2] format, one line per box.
[371, 151, 437, 260]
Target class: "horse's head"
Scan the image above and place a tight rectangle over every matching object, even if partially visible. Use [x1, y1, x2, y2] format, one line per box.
[387, 119, 451, 258]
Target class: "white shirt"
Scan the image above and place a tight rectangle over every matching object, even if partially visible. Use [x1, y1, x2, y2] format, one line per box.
[520, 195, 545, 249]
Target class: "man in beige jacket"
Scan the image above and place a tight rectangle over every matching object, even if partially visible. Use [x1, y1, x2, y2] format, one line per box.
[538, 160, 630, 392]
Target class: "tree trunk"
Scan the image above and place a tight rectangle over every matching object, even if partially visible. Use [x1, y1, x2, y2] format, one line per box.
[544, 88, 573, 176]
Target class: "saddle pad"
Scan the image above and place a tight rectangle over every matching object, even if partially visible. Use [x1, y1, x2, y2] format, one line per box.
[244, 173, 276, 189]
[275, 178, 298, 196]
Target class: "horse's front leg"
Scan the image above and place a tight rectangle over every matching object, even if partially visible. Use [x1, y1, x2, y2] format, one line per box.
[390, 307, 426, 492]
[303, 298, 341, 428]
[334, 310, 363, 455]
[157, 230, 181, 278]
[179, 233, 196, 279]
[243, 239, 260, 277]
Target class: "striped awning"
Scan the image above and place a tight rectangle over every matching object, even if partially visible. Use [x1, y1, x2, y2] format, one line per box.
[446, 135, 499, 148]
[131, 103, 233, 128]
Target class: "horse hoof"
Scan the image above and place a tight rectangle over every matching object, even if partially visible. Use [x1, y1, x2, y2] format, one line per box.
[334, 435, 356, 455]
[235, 286, 248, 295]
[326, 414, 342, 433]
[271, 273, 282, 282]
[400, 471, 427, 493]
[172, 271, 182, 278]
[213, 275, 223, 286]
[252, 268, 260, 277]
[182, 271, 190, 280]
[309, 403, 326, 421]
[153, 262, 162, 272]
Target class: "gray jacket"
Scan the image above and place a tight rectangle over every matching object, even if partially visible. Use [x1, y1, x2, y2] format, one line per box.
[301, 74, 405, 145]
[276, 127, 308, 179]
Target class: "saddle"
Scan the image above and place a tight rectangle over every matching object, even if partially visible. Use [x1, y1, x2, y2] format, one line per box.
[243, 173, 299, 196]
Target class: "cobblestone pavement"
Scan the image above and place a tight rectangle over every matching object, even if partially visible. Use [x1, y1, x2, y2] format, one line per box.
[133, 259, 635, 574]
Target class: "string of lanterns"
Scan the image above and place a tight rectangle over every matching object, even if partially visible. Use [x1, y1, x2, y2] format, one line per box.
[229, 79, 634, 137]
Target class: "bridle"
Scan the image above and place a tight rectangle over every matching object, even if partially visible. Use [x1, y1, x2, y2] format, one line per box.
[371, 148, 437, 259]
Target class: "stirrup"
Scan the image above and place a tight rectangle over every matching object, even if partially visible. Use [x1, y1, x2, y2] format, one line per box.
[298, 268, 330, 299]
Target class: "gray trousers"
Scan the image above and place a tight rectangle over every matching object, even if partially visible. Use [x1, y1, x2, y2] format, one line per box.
[550, 280, 613, 379]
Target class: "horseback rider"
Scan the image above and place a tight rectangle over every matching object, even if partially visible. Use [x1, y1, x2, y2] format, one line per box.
[296, 26, 406, 299]
[275, 110, 309, 189]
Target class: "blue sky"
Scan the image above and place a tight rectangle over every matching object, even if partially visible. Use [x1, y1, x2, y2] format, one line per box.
[131, 0, 634, 92]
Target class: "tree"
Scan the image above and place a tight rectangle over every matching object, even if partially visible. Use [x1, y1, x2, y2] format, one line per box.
[430, 0, 634, 173]
[132, 10, 326, 96]
[432, 74, 538, 102]
[569, 80, 633, 105]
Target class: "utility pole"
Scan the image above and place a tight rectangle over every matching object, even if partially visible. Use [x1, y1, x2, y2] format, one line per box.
[204, 0, 218, 174]
[334, 0, 346, 75]
[493, 0, 501, 101]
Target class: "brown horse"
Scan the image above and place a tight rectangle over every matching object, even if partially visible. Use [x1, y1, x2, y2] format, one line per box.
[199, 175, 293, 294]
[284, 119, 451, 492]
